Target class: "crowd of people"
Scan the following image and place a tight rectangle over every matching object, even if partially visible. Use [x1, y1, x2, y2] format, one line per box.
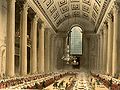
[92, 73, 120, 90]
[0, 71, 77, 89]
[52, 76, 75, 90]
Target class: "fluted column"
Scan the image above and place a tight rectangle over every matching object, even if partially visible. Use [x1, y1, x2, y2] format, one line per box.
[95, 34, 100, 73]
[112, 3, 119, 76]
[87, 38, 90, 70]
[97, 35, 100, 73]
[53, 36, 57, 71]
[50, 35, 55, 72]
[106, 13, 113, 75]
[44, 29, 51, 72]
[6, 0, 16, 77]
[38, 23, 45, 73]
[30, 15, 38, 74]
[99, 30, 103, 73]
[96, 34, 100, 72]
[20, 3, 28, 76]
[103, 23, 108, 73]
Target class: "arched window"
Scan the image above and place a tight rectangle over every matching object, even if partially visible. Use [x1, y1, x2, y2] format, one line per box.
[70, 26, 82, 55]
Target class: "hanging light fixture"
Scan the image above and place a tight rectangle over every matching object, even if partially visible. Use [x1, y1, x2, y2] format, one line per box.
[61, 0, 77, 65]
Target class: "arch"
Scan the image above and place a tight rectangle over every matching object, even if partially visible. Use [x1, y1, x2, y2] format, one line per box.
[70, 26, 82, 55]
[70, 24, 83, 32]
[57, 17, 94, 32]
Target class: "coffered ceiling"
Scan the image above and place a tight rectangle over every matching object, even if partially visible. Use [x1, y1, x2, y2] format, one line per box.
[33, 0, 111, 32]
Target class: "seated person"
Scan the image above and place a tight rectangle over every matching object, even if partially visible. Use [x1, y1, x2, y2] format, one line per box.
[42, 80, 46, 89]
[58, 80, 65, 88]
[53, 81, 59, 89]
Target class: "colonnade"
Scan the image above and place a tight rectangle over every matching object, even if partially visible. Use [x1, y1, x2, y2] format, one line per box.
[4, 0, 57, 77]
[97, 1, 120, 76]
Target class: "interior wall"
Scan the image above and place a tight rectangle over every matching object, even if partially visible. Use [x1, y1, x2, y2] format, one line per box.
[83, 34, 99, 71]
[0, 0, 7, 77]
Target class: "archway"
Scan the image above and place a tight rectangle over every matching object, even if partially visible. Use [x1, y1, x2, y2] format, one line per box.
[69, 26, 83, 69]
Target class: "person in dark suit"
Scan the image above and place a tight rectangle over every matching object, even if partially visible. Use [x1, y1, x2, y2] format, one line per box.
[53, 81, 59, 89]
[42, 80, 46, 89]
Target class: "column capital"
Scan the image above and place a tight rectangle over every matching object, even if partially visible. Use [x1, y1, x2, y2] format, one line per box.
[103, 22, 108, 33]
[23, 3, 29, 10]
[113, 1, 120, 14]
[19, 2, 29, 15]
[107, 12, 113, 21]
[38, 21, 45, 29]
[35, 15, 39, 21]
[99, 29, 103, 37]
[32, 14, 39, 23]
[7, 0, 16, 4]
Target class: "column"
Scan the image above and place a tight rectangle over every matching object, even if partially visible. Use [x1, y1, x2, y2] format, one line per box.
[0, 0, 2, 76]
[53, 36, 57, 71]
[38, 23, 45, 73]
[44, 29, 50, 72]
[6, 0, 16, 77]
[112, 3, 119, 76]
[103, 23, 108, 73]
[106, 13, 113, 75]
[87, 37, 90, 70]
[99, 30, 103, 73]
[50, 35, 55, 72]
[20, 3, 28, 76]
[30, 15, 38, 74]
[96, 35, 100, 73]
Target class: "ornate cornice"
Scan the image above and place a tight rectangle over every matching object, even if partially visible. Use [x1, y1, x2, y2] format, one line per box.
[94, 0, 111, 33]
[33, 0, 58, 32]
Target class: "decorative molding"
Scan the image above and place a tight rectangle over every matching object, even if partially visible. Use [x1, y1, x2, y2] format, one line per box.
[33, 0, 110, 32]
[60, 5, 69, 14]
[71, 4, 80, 10]
[82, 0, 91, 6]
[72, 11, 80, 17]
[70, 0, 80, 3]
[52, 11, 60, 21]
[82, 12, 89, 20]
[33, 0, 57, 32]
[92, 11, 97, 21]
[91, 18, 95, 25]
[64, 13, 71, 19]
[49, 5, 57, 15]
[95, 0, 101, 6]
[82, 4, 90, 13]
[107, 12, 113, 21]
[113, 1, 120, 14]
[93, 3, 99, 14]
[43, 0, 54, 9]
[94, 0, 111, 33]
[56, 18, 63, 27]
[58, 0, 67, 7]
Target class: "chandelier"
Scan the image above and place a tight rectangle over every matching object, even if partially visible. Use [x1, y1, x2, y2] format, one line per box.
[61, 0, 78, 65]
[62, 45, 72, 64]
[62, 44, 78, 65]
